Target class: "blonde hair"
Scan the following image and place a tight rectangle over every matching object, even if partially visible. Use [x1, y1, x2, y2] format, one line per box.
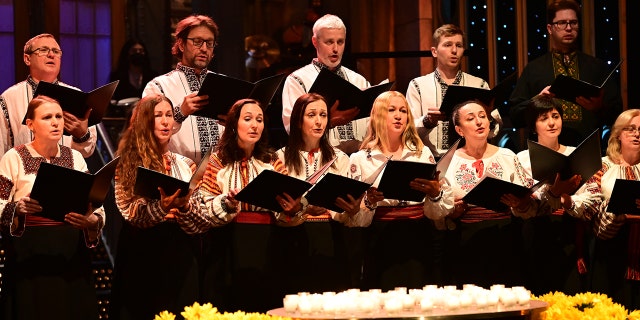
[312, 14, 346, 38]
[607, 108, 640, 163]
[361, 91, 424, 155]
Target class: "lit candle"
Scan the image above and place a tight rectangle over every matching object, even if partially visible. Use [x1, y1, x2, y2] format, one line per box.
[283, 294, 299, 313]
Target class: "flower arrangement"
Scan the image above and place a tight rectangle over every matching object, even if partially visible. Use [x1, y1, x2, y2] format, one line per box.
[535, 291, 640, 320]
[154, 302, 292, 320]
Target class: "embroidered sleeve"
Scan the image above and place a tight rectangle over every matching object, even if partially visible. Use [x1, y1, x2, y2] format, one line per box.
[114, 174, 167, 228]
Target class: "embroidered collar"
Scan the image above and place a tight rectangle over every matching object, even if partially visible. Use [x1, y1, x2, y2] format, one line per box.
[27, 75, 59, 96]
[176, 63, 208, 92]
[312, 59, 346, 79]
[552, 50, 577, 64]
[434, 69, 462, 98]
[434, 69, 463, 86]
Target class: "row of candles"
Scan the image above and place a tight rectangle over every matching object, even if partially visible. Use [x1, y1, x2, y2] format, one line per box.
[282, 284, 532, 315]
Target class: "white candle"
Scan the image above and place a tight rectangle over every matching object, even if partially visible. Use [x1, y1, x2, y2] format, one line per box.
[283, 294, 299, 313]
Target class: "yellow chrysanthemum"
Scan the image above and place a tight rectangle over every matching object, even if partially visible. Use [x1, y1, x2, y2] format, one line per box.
[181, 302, 219, 320]
[154, 310, 176, 320]
[534, 291, 635, 320]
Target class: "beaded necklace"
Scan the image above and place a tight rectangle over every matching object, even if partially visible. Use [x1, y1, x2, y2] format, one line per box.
[302, 149, 320, 178]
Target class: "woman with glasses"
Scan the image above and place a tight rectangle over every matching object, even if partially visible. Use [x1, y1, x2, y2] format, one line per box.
[0, 95, 104, 319]
[552, 109, 640, 310]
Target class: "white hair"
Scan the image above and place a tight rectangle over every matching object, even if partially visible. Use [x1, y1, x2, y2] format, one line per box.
[312, 14, 346, 38]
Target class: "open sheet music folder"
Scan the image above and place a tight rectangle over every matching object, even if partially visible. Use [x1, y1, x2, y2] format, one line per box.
[27, 81, 119, 132]
[234, 170, 312, 212]
[30, 157, 120, 222]
[607, 179, 640, 215]
[375, 139, 459, 202]
[304, 173, 370, 213]
[528, 129, 601, 185]
[462, 176, 533, 213]
[194, 73, 286, 120]
[309, 68, 394, 120]
[133, 148, 212, 199]
[549, 60, 622, 103]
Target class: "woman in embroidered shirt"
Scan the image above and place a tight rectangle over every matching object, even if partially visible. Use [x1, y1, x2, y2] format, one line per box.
[111, 94, 212, 319]
[197, 98, 305, 311]
[347, 91, 441, 290]
[557, 109, 640, 310]
[514, 94, 590, 296]
[0, 95, 104, 319]
[274, 92, 358, 294]
[424, 99, 537, 288]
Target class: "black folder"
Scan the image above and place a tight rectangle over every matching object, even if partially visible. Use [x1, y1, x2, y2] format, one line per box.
[607, 179, 640, 215]
[309, 68, 395, 120]
[462, 176, 532, 212]
[549, 60, 622, 103]
[133, 147, 212, 199]
[234, 170, 313, 212]
[304, 173, 371, 213]
[375, 139, 460, 202]
[439, 74, 517, 117]
[30, 156, 120, 222]
[376, 160, 436, 202]
[528, 129, 602, 184]
[26, 81, 119, 132]
[193, 73, 286, 120]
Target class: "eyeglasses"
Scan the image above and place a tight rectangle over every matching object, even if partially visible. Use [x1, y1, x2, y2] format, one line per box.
[186, 38, 215, 49]
[29, 47, 63, 57]
[552, 20, 579, 30]
[622, 126, 640, 136]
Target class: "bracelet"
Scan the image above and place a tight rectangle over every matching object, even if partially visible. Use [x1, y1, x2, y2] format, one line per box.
[364, 195, 377, 210]
[220, 196, 233, 213]
[72, 130, 91, 143]
[428, 189, 444, 202]
[174, 105, 188, 123]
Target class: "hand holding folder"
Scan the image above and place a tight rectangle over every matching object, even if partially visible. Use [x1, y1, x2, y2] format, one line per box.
[26, 81, 119, 133]
[376, 139, 459, 202]
[607, 179, 640, 215]
[528, 129, 602, 185]
[133, 148, 212, 199]
[549, 60, 622, 104]
[309, 68, 394, 120]
[233, 170, 312, 212]
[193, 73, 286, 120]
[462, 175, 534, 213]
[30, 157, 120, 222]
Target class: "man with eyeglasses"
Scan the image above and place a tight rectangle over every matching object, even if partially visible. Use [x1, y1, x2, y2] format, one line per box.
[142, 15, 223, 163]
[0, 33, 97, 157]
[509, 0, 622, 147]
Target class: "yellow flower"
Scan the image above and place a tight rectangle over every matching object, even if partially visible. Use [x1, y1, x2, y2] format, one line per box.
[534, 291, 633, 320]
[181, 302, 219, 320]
[154, 310, 176, 320]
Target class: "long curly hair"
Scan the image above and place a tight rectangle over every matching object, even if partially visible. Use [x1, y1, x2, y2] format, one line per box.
[216, 99, 275, 165]
[115, 94, 174, 197]
[284, 93, 335, 176]
[360, 91, 424, 155]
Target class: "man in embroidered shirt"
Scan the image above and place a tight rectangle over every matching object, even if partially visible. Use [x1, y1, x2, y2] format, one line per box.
[509, 0, 622, 147]
[143, 15, 224, 163]
[0, 33, 97, 157]
[406, 24, 501, 158]
[281, 14, 369, 155]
